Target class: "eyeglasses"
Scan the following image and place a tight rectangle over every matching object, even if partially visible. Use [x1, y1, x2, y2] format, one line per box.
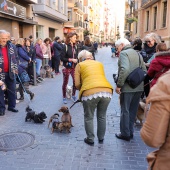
[145, 40, 153, 44]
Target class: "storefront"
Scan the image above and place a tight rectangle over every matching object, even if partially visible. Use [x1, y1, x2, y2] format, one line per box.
[0, 0, 37, 39]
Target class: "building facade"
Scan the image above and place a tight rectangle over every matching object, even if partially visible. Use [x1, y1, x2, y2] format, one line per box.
[0, 0, 68, 41]
[0, 0, 38, 39]
[131, 0, 170, 46]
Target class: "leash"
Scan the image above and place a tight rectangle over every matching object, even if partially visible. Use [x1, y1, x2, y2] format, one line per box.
[70, 99, 81, 109]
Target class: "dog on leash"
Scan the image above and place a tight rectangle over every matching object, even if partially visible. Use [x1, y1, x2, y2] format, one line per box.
[25, 106, 47, 123]
[48, 113, 61, 133]
[44, 65, 52, 78]
[135, 100, 146, 126]
[58, 106, 73, 133]
[66, 85, 72, 99]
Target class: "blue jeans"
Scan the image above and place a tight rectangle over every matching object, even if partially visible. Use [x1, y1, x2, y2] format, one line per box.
[120, 92, 142, 137]
[36, 58, 42, 76]
[82, 97, 111, 142]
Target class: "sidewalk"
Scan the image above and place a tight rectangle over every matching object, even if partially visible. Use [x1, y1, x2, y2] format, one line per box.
[0, 47, 153, 170]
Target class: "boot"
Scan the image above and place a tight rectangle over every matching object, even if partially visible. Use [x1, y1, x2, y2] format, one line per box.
[30, 93, 34, 100]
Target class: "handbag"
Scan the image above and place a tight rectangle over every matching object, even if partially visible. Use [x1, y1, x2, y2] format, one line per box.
[126, 53, 146, 89]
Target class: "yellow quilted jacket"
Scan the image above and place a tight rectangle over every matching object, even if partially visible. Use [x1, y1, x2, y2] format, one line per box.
[75, 60, 113, 99]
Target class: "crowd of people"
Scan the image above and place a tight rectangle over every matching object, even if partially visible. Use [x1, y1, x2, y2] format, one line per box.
[0, 29, 170, 169]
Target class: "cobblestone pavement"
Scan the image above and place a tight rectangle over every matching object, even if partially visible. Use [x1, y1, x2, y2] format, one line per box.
[0, 47, 154, 170]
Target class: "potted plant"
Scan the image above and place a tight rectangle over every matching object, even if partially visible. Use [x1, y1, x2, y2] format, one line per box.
[126, 17, 138, 23]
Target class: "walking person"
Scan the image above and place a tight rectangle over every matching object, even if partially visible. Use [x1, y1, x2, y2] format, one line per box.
[0, 30, 18, 115]
[141, 70, 170, 170]
[115, 38, 146, 141]
[75, 50, 113, 145]
[60, 32, 78, 104]
[82, 36, 95, 60]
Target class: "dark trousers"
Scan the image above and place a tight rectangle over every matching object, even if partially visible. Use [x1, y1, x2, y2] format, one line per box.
[120, 92, 142, 137]
[53, 56, 60, 73]
[0, 73, 16, 112]
[62, 68, 76, 98]
[19, 82, 32, 98]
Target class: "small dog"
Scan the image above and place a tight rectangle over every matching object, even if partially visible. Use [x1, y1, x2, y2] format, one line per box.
[40, 67, 46, 79]
[25, 106, 47, 123]
[48, 113, 61, 133]
[135, 100, 146, 126]
[66, 85, 72, 99]
[58, 106, 73, 133]
[44, 65, 52, 78]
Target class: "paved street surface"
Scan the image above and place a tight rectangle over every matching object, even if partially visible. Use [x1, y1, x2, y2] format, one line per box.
[0, 47, 154, 170]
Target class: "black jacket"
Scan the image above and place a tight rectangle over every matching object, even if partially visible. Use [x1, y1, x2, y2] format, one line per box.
[82, 44, 95, 59]
[60, 43, 78, 68]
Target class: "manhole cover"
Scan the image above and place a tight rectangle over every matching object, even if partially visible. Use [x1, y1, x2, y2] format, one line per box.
[0, 132, 35, 151]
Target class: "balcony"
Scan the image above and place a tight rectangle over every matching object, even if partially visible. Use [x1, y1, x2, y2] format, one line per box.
[33, 4, 67, 22]
[24, 0, 37, 3]
[74, 2, 85, 14]
[74, 21, 85, 28]
[141, 0, 159, 8]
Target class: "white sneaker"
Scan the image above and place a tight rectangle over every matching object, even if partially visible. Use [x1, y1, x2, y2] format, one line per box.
[16, 100, 20, 104]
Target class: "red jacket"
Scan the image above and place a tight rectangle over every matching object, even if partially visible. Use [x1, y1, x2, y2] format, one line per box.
[148, 51, 170, 87]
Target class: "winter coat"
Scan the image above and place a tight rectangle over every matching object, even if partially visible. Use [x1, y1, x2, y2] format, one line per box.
[35, 43, 43, 60]
[60, 43, 78, 69]
[24, 45, 36, 61]
[75, 60, 113, 99]
[82, 44, 95, 59]
[0, 41, 18, 80]
[140, 70, 170, 170]
[117, 45, 147, 93]
[53, 41, 63, 58]
[147, 51, 170, 87]
[16, 44, 31, 63]
[140, 43, 157, 63]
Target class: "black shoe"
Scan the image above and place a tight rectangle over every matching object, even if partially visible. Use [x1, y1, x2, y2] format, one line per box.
[98, 139, 104, 144]
[18, 96, 24, 100]
[30, 93, 34, 100]
[84, 138, 94, 146]
[115, 133, 130, 141]
[0, 111, 5, 116]
[8, 108, 18, 112]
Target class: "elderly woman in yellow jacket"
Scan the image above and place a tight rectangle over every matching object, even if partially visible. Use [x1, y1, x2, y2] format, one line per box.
[75, 50, 113, 146]
[140, 70, 170, 170]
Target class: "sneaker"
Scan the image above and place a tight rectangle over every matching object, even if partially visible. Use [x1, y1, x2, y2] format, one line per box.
[18, 96, 24, 100]
[63, 98, 67, 104]
[16, 100, 20, 104]
[72, 96, 76, 102]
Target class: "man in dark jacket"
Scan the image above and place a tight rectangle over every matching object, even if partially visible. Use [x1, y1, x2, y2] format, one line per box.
[115, 38, 146, 141]
[52, 36, 63, 75]
[0, 30, 18, 116]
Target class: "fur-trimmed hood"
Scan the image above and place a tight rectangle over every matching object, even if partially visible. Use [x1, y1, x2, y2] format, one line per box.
[155, 51, 170, 58]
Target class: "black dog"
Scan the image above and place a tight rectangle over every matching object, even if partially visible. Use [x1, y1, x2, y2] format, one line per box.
[25, 106, 47, 123]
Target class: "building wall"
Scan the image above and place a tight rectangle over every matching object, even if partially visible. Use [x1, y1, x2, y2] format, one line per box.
[133, 0, 170, 47]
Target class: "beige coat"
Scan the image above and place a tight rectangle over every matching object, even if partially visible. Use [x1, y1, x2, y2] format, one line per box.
[140, 70, 170, 170]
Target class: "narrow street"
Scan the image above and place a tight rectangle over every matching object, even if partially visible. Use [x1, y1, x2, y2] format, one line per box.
[0, 47, 153, 170]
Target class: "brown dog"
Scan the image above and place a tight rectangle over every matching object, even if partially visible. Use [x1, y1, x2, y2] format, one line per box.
[135, 101, 146, 126]
[58, 106, 73, 133]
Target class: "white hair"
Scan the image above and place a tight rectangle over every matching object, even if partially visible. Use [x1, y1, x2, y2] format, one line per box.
[115, 38, 130, 46]
[78, 50, 93, 62]
[0, 30, 7, 35]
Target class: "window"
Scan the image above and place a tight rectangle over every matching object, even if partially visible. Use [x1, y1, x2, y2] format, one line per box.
[153, 6, 157, 30]
[36, 25, 43, 39]
[162, 1, 167, 27]
[68, 9, 72, 21]
[146, 11, 149, 31]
